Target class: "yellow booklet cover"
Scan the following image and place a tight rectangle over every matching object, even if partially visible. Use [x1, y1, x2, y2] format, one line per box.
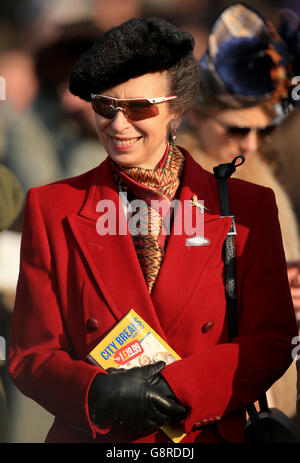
[87, 308, 186, 443]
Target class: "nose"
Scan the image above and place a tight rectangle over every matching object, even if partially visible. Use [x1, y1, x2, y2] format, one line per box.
[109, 109, 131, 131]
[238, 130, 260, 153]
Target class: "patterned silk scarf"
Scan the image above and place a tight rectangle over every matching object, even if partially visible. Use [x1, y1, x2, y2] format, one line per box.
[111, 144, 185, 294]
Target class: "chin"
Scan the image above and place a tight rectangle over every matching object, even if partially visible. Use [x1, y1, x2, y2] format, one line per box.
[110, 153, 141, 168]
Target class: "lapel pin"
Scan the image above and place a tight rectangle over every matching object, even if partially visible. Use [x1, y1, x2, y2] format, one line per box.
[185, 236, 210, 248]
[190, 195, 209, 213]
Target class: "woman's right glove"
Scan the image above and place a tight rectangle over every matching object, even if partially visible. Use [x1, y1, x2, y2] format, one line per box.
[88, 361, 186, 435]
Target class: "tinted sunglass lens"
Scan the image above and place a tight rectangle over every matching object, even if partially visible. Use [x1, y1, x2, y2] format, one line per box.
[92, 97, 160, 121]
[126, 100, 159, 121]
[259, 125, 277, 137]
[92, 98, 115, 118]
[227, 127, 251, 137]
[227, 126, 277, 138]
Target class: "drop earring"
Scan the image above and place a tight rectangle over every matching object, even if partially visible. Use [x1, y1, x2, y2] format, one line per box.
[169, 128, 177, 144]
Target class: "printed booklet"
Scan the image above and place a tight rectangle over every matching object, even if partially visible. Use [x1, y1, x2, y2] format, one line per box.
[87, 308, 186, 442]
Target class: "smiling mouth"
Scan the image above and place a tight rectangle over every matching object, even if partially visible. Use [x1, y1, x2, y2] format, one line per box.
[111, 136, 141, 146]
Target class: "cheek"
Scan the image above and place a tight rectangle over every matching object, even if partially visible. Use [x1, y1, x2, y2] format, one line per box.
[200, 126, 239, 161]
[216, 136, 238, 158]
[210, 129, 237, 151]
[94, 112, 111, 130]
[94, 116, 106, 135]
[202, 127, 224, 151]
[146, 113, 173, 140]
[135, 118, 163, 141]
[94, 120, 111, 146]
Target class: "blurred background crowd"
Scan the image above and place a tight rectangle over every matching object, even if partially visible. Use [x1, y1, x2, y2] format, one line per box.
[0, 0, 300, 443]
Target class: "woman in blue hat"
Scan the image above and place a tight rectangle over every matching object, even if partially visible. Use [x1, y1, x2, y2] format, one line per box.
[179, 2, 300, 419]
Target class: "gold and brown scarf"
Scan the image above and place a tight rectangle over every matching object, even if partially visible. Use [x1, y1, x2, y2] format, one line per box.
[111, 144, 185, 294]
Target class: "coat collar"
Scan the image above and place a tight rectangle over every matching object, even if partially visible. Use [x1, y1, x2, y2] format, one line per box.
[67, 150, 231, 340]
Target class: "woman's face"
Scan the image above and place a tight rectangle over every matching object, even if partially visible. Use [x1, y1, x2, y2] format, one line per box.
[191, 106, 275, 163]
[94, 71, 179, 169]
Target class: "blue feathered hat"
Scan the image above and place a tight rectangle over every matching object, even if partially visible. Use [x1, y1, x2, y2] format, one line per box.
[199, 2, 300, 110]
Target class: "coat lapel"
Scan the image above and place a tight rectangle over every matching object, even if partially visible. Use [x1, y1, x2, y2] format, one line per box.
[67, 158, 167, 339]
[67, 151, 231, 340]
[151, 150, 232, 336]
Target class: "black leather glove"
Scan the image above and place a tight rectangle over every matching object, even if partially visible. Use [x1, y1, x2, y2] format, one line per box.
[88, 361, 186, 435]
[107, 364, 181, 407]
[148, 371, 178, 401]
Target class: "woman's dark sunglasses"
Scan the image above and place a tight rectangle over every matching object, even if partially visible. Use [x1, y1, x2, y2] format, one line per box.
[213, 118, 278, 138]
[91, 94, 177, 121]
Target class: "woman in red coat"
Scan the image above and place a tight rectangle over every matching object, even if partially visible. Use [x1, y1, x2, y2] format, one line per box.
[8, 17, 297, 443]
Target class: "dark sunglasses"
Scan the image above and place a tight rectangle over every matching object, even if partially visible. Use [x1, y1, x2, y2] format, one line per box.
[91, 94, 177, 121]
[213, 118, 278, 138]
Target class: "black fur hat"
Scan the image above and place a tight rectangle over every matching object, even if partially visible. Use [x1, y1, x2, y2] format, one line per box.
[69, 17, 195, 101]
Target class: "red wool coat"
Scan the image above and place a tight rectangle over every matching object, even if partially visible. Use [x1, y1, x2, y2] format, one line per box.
[8, 149, 297, 443]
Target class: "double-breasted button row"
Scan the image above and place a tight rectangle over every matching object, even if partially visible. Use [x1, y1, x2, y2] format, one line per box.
[87, 318, 215, 333]
[192, 416, 221, 430]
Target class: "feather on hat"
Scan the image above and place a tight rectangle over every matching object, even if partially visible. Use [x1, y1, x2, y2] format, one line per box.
[199, 2, 300, 110]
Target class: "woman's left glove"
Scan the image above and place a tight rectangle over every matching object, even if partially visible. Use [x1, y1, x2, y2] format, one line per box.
[88, 361, 186, 435]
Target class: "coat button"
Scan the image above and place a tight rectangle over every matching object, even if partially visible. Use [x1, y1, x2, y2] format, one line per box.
[201, 419, 209, 426]
[193, 422, 202, 430]
[207, 417, 216, 424]
[86, 318, 99, 331]
[201, 321, 214, 333]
